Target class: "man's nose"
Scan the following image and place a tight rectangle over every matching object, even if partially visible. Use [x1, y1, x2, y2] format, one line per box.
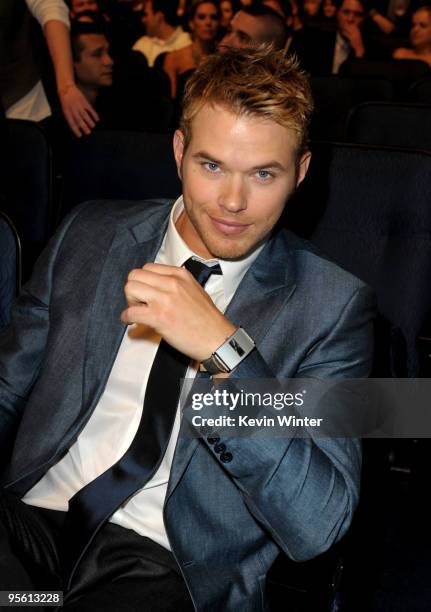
[219, 176, 247, 212]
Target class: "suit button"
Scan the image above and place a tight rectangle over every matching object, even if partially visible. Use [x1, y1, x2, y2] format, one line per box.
[220, 452, 233, 463]
[200, 425, 212, 435]
[214, 443, 226, 454]
[207, 434, 220, 445]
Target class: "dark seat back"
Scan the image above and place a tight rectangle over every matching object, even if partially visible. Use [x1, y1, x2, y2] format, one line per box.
[311, 76, 393, 141]
[339, 59, 431, 99]
[409, 77, 431, 103]
[60, 129, 181, 219]
[345, 102, 431, 150]
[0, 211, 21, 329]
[3, 119, 55, 279]
[286, 142, 431, 375]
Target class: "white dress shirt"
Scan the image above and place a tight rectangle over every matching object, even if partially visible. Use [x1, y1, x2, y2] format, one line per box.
[24, 197, 264, 550]
[132, 27, 191, 67]
[332, 32, 351, 75]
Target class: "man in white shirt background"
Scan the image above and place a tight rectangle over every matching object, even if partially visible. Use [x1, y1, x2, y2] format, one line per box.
[132, 0, 191, 67]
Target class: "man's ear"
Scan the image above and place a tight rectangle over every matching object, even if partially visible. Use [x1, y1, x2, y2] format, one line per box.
[296, 152, 311, 188]
[173, 129, 184, 180]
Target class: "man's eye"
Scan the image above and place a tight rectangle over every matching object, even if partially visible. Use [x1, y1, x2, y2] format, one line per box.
[204, 162, 220, 173]
[256, 170, 273, 180]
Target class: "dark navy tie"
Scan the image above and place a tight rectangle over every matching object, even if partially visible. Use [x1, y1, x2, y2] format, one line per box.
[63, 258, 222, 582]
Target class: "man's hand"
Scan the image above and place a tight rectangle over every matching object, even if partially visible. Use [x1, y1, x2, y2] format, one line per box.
[121, 263, 236, 361]
[59, 84, 99, 137]
[341, 24, 365, 57]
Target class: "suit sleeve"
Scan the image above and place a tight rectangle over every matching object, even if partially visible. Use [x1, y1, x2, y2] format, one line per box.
[0, 206, 84, 465]
[196, 284, 375, 561]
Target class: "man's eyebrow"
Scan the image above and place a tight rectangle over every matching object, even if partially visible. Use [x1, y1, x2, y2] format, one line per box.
[250, 160, 287, 172]
[192, 151, 224, 165]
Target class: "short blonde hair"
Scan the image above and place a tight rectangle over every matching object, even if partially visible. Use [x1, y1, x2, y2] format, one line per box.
[180, 46, 314, 158]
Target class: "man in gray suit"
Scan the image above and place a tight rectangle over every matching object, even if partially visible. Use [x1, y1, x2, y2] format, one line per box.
[0, 47, 374, 610]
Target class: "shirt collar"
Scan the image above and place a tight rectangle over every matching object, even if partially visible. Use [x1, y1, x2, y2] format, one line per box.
[161, 196, 265, 303]
[156, 26, 183, 47]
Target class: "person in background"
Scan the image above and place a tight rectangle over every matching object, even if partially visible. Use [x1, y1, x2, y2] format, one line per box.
[392, 5, 431, 66]
[0, 0, 98, 138]
[164, 0, 220, 98]
[218, 0, 241, 38]
[323, 0, 338, 19]
[132, 0, 191, 67]
[68, 0, 99, 18]
[220, 2, 288, 49]
[292, 0, 368, 73]
[220, 0, 240, 27]
[71, 21, 113, 106]
[304, 0, 323, 17]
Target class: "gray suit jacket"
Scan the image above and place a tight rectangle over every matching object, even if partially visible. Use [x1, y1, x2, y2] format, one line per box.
[0, 199, 375, 611]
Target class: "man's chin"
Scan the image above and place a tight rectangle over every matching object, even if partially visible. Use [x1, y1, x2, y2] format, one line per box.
[203, 239, 257, 261]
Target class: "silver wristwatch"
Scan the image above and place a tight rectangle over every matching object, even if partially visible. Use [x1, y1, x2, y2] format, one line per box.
[199, 327, 256, 375]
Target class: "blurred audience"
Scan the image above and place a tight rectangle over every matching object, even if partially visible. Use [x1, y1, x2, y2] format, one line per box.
[393, 5, 431, 66]
[292, 0, 369, 73]
[133, 0, 191, 67]
[1, 0, 98, 138]
[163, 0, 220, 98]
[220, 2, 288, 48]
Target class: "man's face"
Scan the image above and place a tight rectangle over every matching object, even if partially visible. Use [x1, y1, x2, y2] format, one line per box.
[142, 0, 160, 37]
[410, 9, 431, 50]
[74, 34, 114, 88]
[337, 0, 365, 31]
[71, 0, 99, 16]
[220, 11, 270, 48]
[173, 104, 310, 260]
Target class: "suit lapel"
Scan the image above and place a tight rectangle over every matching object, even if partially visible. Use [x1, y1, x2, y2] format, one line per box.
[82, 207, 171, 418]
[167, 230, 297, 499]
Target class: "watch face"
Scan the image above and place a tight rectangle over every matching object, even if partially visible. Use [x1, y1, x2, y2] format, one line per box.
[200, 329, 255, 375]
[217, 328, 255, 371]
[228, 337, 246, 357]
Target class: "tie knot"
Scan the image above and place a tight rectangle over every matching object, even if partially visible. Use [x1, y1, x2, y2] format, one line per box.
[184, 258, 222, 287]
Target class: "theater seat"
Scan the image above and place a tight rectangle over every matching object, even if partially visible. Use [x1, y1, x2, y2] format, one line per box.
[60, 129, 181, 219]
[345, 101, 431, 150]
[0, 211, 21, 328]
[286, 141, 431, 376]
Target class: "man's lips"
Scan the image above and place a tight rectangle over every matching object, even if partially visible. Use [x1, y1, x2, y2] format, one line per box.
[210, 216, 251, 235]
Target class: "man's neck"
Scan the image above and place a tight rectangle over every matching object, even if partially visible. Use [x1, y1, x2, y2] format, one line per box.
[77, 83, 99, 105]
[157, 22, 176, 41]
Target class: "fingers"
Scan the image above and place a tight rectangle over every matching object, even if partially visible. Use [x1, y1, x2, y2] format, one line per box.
[80, 108, 96, 130]
[121, 265, 199, 326]
[124, 266, 190, 304]
[121, 279, 157, 323]
[141, 263, 191, 277]
[64, 112, 81, 138]
[86, 103, 100, 123]
[61, 86, 99, 137]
